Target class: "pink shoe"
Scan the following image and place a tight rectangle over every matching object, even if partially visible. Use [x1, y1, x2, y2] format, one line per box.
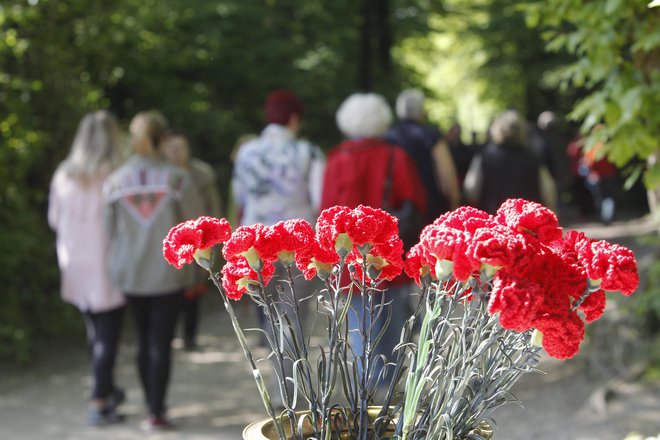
[143, 415, 176, 431]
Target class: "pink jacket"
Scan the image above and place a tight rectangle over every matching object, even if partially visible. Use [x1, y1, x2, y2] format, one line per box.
[48, 166, 125, 313]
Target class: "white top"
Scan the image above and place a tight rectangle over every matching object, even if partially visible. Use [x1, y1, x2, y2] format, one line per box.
[232, 124, 325, 226]
[48, 166, 125, 312]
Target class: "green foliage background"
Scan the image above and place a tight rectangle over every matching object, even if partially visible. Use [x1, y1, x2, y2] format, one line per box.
[1, 0, 657, 362]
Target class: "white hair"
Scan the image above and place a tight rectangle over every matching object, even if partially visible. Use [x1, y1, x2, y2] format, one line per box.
[61, 110, 122, 183]
[395, 89, 425, 121]
[336, 93, 393, 139]
[489, 110, 526, 145]
[537, 111, 558, 130]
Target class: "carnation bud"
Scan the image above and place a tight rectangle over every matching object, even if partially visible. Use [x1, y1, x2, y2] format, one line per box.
[311, 259, 333, 281]
[278, 250, 295, 266]
[531, 329, 544, 347]
[480, 263, 500, 280]
[356, 243, 373, 257]
[193, 247, 213, 270]
[587, 278, 602, 292]
[435, 259, 454, 281]
[335, 233, 353, 258]
[241, 247, 262, 271]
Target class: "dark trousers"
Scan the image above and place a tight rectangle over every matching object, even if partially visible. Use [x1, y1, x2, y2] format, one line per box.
[83, 306, 125, 400]
[182, 297, 200, 345]
[125, 291, 182, 417]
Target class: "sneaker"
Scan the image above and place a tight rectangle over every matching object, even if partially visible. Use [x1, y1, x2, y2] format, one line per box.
[87, 405, 125, 426]
[142, 415, 177, 431]
[105, 388, 126, 412]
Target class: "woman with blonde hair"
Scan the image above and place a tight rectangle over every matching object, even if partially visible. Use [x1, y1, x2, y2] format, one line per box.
[103, 111, 202, 430]
[48, 110, 127, 425]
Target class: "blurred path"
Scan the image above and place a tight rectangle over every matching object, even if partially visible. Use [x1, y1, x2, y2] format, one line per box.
[1, 215, 659, 440]
[0, 298, 265, 440]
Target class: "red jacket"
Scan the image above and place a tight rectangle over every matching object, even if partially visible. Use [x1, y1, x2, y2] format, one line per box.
[321, 138, 427, 214]
[321, 138, 427, 287]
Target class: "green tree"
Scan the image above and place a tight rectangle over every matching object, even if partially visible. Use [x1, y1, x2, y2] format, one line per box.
[525, 0, 660, 211]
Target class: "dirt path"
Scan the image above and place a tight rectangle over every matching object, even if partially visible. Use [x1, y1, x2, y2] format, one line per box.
[1, 216, 658, 440]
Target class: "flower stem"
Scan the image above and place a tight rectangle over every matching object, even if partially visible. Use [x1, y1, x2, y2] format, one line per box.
[209, 273, 286, 440]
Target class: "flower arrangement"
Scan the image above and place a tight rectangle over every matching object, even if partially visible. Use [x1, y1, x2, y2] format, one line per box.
[163, 199, 639, 440]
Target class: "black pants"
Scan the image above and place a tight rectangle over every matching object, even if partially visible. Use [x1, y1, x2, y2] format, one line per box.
[125, 291, 182, 417]
[182, 296, 200, 345]
[83, 306, 125, 400]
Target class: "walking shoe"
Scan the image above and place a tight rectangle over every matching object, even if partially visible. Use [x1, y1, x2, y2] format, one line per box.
[142, 415, 177, 431]
[105, 387, 126, 412]
[87, 405, 125, 426]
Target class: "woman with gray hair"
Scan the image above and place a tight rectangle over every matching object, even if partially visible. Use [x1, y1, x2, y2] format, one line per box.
[386, 89, 460, 220]
[463, 109, 557, 214]
[321, 92, 427, 394]
[48, 110, 127, 425]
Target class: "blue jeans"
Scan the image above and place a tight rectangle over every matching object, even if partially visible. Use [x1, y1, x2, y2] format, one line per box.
[347, 283, 412, 389]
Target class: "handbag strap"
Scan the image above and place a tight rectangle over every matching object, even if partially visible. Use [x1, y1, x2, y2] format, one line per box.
[381, 147, 395, 210]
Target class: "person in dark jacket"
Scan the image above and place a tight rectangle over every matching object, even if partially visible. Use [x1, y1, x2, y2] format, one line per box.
[463, 110, 557, 214]
[385, 89, 460, 222]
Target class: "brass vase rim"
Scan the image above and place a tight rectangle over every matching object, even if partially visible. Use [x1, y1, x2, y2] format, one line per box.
[242, 406, 493, 439]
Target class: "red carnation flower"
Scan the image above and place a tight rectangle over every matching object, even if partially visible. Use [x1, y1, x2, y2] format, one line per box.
[295, 241, 340, 280]
[433, 206, 493, 232]
[316, 205, 399, 257]
[351, 235, 405, 282]
[600, 243, 639, 295]
[495, 199, 562, 243]
[316, 206, 353, 252]
[223, 225, 263, 261]
[195, 216, 232, 249]
[275, 219, 315, 251]
[221, 257, 275, 300]
[419, 224, 480, 280]
[559, 232, 639, 295]
[163, 217, 232, 269]
[579, 289, 606, 322]
[404, 243, 435, 285]
[534, 312, 585, 359]
[488, 274, 543, 332]
[252, 225, 284, 263]
[349, 205, 399, 246]
[163, 221, 203, 269]
[469, 226, 527, 269]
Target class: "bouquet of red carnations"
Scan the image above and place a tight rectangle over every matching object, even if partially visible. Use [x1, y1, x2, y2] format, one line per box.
[163, 199, 638, 440]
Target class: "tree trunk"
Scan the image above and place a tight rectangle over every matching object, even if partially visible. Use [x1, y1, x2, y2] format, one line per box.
[358, 0, 374, 90]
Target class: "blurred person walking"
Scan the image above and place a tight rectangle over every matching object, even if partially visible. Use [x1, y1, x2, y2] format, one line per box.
[445, 122, 479, 187]
[463, 110, 557, 214]
[160, 131, 222, 351]
[321, 93, 427, 391]
[232, 90, 325, 227]
[231, 90, 325, 406]
[385, 89, 460, 222]
[103, 111, 202, 430]
[48, 110, 127, 426]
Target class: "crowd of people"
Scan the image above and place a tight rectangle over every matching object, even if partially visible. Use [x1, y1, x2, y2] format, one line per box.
[47, 88, 621, 431]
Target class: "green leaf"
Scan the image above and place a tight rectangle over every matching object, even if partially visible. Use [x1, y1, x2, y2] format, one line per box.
[643, 164, 660, 190]
[623, 165, 643, 191]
